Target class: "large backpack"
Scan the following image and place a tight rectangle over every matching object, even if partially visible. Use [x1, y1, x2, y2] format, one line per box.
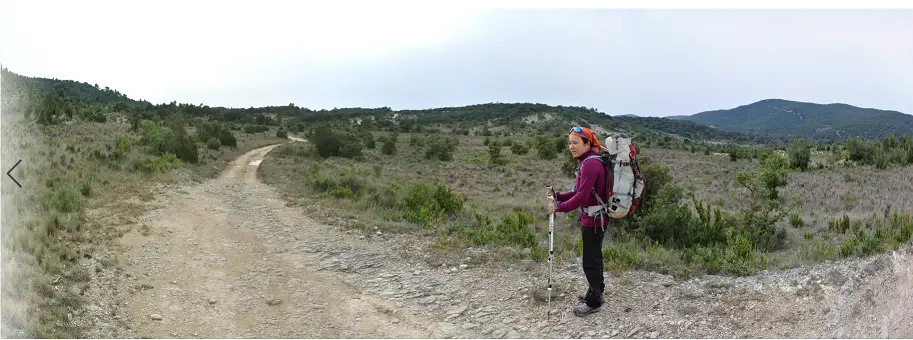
[578, 134, 646, 219]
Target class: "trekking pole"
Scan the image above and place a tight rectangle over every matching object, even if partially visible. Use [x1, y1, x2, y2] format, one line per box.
[546, 185, 555, 323]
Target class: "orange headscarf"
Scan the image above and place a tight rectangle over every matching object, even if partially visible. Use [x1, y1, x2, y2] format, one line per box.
[569, 126, 602, 151]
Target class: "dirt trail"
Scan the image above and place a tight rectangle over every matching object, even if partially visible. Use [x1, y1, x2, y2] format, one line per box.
[115, 144, 447, 338]
[86, 142, 912, 339]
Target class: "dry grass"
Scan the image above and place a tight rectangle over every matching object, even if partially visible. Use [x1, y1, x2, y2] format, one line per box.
[650, 147, 913, 228]
[1, 118, 121, 338]
[645, 147, 759, 209]
[786, 166, 913, 223]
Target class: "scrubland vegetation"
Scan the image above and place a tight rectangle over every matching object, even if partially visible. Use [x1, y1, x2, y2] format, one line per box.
[260, 122, 913, 279]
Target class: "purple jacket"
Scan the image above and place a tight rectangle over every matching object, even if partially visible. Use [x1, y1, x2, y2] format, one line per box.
[555, 149, 610, 228]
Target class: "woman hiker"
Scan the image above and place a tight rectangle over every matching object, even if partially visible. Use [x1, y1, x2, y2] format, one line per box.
[547, 126, 610, 317]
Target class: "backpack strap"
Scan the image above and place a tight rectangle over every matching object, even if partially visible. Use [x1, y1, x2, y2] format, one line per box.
[574, 155, 604, 177]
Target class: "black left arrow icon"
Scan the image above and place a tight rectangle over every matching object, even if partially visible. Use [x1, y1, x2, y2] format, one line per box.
[7, 159, 22, 188]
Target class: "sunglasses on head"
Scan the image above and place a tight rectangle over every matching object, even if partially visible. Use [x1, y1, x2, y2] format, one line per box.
[570, 126, 584, 134]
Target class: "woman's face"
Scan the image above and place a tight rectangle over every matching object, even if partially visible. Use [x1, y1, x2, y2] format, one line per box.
[568, 135, 588, 158]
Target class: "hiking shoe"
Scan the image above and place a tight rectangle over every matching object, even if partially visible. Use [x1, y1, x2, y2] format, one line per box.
[577, 292, 605, 304]
[573, 301, 602, 317]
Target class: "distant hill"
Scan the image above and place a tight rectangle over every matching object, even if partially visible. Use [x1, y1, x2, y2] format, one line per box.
[674, 99, 913, 141]
[1, 67, 147, 108]
[1, 67, 779, 146]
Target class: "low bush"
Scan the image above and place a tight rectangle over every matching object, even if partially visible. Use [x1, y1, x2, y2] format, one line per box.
[133, 153, 181, 173]
[462, 210, 537, 248]
[424, 136, 458, 161]
[399, 181, 463, 227]
[311, 128, 363, 159]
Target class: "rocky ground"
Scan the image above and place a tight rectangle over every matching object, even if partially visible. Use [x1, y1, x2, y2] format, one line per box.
[72, 142, 912, 338]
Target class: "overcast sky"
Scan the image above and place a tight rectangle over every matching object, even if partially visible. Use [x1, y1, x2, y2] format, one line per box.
[2, 1, 912, 117]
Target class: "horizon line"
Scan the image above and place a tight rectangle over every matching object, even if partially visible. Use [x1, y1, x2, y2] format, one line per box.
[2, 67, 909, 117]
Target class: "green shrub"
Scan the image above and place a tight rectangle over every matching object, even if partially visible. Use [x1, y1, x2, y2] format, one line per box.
[839, 229, 883, 258]
[631, 155, 673, 216]
[195, 121, 237, 148]
[463, 211, 537, 248]
[487, 139, 505, 165]
[399, 181, 463, 227]
[787, 139, 811, 171]
[553, 136, 566, 153]
[132, 153, 180, 173]
[410, 135, 425, 147]
[789, 213, 805, 228]
[510, 142, 529, 155]
[170, 136, 199, 164]
[79, 181, 92, 197]
[828, 215, 851, 233]
[380, 137, 396, 155]
[535, 135, 557, 160]
[559, 151, 578, 178]
[312, 128, 363, 159]
[364, 184, 398, 209]
[43, 184, 85, 214]
[244, 125, 269, 134]
[602, 241, 644, 272]
[796, 240, 837, 264]
[424, 136, 458, 161]
[219, 130, 237, 148]
[139, 120, 174, 154]
[138, 120, 199, 163]
[207, 137, 221, 150]
[363, 133, 376, 149]
[114, 135, 130, 160]
[837, 212, 913, 258]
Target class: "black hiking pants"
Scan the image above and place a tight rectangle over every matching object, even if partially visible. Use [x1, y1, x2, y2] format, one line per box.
[581, 225, 606, 308]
